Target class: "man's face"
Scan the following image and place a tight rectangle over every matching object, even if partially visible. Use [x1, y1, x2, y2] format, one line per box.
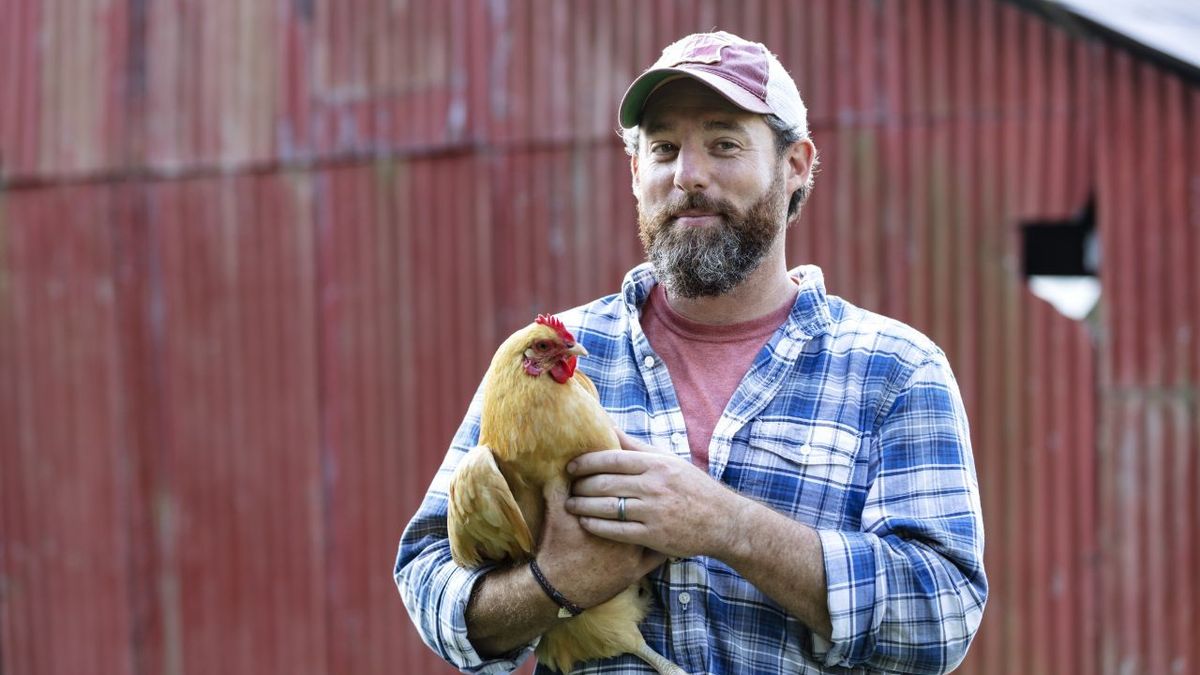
[633, 78, 791, 299]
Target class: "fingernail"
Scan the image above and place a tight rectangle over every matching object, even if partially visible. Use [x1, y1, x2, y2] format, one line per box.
[566, 461, 577, 474]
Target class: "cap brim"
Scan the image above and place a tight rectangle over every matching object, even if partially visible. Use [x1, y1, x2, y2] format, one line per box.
[618, 67, 773, 128]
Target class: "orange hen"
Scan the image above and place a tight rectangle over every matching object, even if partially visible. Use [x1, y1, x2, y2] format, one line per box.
[447, 314, 682, 674]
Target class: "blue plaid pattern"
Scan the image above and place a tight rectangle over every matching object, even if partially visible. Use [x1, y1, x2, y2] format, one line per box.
[395, 263, 987, 674]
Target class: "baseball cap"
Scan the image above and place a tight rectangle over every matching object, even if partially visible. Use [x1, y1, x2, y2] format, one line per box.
[618, 31, 809, 137]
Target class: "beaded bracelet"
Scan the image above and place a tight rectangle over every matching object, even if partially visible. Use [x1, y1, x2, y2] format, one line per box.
[529, 559, 584, 618]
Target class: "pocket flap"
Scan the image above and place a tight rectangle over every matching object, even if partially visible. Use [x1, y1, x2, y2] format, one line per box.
[749, 418, 860, 467]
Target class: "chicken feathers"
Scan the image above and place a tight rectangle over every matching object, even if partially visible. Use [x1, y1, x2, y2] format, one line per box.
[447, 316, 683, 674]
[447, 446, 533, 566]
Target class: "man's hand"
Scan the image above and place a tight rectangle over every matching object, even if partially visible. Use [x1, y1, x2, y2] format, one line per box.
[465, 459, 667, 657]
[564, 427, 749, 561]
[565, 428, 833, 638]
[537, 476, 666, 609]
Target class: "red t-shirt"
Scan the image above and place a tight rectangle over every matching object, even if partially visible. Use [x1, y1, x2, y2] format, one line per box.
[641, 284, 796, 470]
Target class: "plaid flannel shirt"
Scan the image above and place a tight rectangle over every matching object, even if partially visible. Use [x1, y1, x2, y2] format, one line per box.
[395, 263, 987, 674]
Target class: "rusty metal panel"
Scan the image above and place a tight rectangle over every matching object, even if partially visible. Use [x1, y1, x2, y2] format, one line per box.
[1094, 41, 1200, 675]
[1, 1, 1198, 674]
[0, 0, 130, 178]
[165, 0, 274, 167]
[136, 174, 329, 675]
[109, 178, 169, 675]
[0, 0, 41, 178]
[0, 186, 136, 674]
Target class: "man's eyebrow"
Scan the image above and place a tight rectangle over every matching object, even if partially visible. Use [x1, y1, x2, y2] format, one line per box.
[643, 120, 673, 136]
[702, 119, 749, 134]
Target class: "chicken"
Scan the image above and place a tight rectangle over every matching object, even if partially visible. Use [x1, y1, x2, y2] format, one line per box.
[447, 314, 683, 674]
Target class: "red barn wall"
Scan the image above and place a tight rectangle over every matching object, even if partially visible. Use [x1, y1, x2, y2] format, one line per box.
[0, 2, 1195, 674]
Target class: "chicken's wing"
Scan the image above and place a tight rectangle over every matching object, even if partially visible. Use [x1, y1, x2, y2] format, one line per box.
[447, 445, 534, 567]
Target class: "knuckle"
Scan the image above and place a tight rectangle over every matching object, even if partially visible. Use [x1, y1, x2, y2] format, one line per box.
[584, 497, 605, 515]
[648, 476, 668, 496]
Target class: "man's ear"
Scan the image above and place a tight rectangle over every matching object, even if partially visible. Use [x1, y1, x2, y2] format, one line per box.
[630, 153, 640, 196]
[785, 138, 816, 195]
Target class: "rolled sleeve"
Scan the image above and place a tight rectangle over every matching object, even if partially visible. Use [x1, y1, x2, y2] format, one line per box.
[392, 388, 539, 674]
[815, 353, 987, 674]
[394, 538, 535, 673]
[814, 529, 885, 665]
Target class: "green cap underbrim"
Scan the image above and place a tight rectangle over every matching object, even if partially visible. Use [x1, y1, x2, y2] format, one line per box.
[618, 70, 688, 128]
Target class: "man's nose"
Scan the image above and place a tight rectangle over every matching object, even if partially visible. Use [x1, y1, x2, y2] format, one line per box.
[673, 145, 710, 193]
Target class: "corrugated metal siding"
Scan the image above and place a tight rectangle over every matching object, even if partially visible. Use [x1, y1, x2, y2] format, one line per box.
[131, 176, 328, 675]
[0, 2, 1195, 674]
[1095, 48, 1199, 675]
[0, 186, 134, 675]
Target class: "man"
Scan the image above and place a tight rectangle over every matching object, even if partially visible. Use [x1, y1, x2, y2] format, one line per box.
[396, 31, 986, 674]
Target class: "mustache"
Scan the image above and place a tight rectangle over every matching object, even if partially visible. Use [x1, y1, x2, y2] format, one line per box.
[654, 192, 738, 223]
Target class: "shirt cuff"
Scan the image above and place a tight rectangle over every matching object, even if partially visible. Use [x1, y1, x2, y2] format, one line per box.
[438, 564, 539, 674]
[814, 529, 885, 668]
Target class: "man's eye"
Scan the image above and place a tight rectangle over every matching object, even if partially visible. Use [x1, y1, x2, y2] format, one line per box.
[650, 143, 676, 155]
[715, 141, 739, 151]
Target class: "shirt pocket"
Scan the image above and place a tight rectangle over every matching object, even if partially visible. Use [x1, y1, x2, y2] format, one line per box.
[739, 417, 861, 529]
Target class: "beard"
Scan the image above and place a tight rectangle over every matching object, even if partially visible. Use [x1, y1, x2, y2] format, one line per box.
[637, 171, 788, 299]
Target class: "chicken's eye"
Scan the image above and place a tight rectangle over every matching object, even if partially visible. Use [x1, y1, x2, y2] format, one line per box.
[535, 341, 551, 352]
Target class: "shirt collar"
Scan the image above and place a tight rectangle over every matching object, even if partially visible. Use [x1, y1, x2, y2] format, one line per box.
[784, 264, 834, 340]
[619, 262, 833, 340]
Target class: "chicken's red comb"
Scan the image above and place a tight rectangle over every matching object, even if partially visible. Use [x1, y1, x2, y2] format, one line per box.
[535, 314, 575, 343]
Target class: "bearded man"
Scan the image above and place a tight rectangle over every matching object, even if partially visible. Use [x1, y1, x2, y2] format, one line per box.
[396, 31, 987, 674]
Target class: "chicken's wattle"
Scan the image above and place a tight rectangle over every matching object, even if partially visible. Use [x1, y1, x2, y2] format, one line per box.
[549, 355, 577, 384]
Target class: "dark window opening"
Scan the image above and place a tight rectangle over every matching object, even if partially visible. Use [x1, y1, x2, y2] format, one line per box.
[1021, 197, 1101, 321]
[1022, 197, 1098, 277]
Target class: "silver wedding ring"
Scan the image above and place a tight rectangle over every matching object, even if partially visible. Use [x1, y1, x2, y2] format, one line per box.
[617, 496, 628, 522]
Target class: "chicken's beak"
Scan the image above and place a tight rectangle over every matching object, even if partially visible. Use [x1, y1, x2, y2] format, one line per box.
[567, 342, 588, 357]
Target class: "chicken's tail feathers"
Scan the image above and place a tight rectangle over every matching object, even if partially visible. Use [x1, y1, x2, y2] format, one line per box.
[632, 641, 688, 675]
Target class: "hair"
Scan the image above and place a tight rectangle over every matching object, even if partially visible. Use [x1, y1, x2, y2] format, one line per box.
[620, 113, 819, 221]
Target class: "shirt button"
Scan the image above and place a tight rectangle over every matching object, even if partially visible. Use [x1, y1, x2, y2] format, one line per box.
[799, 443, 812, 456]
[671, 432, 684, 445]
[678, 592, 691, 606]
[643, 355, 656, 369]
